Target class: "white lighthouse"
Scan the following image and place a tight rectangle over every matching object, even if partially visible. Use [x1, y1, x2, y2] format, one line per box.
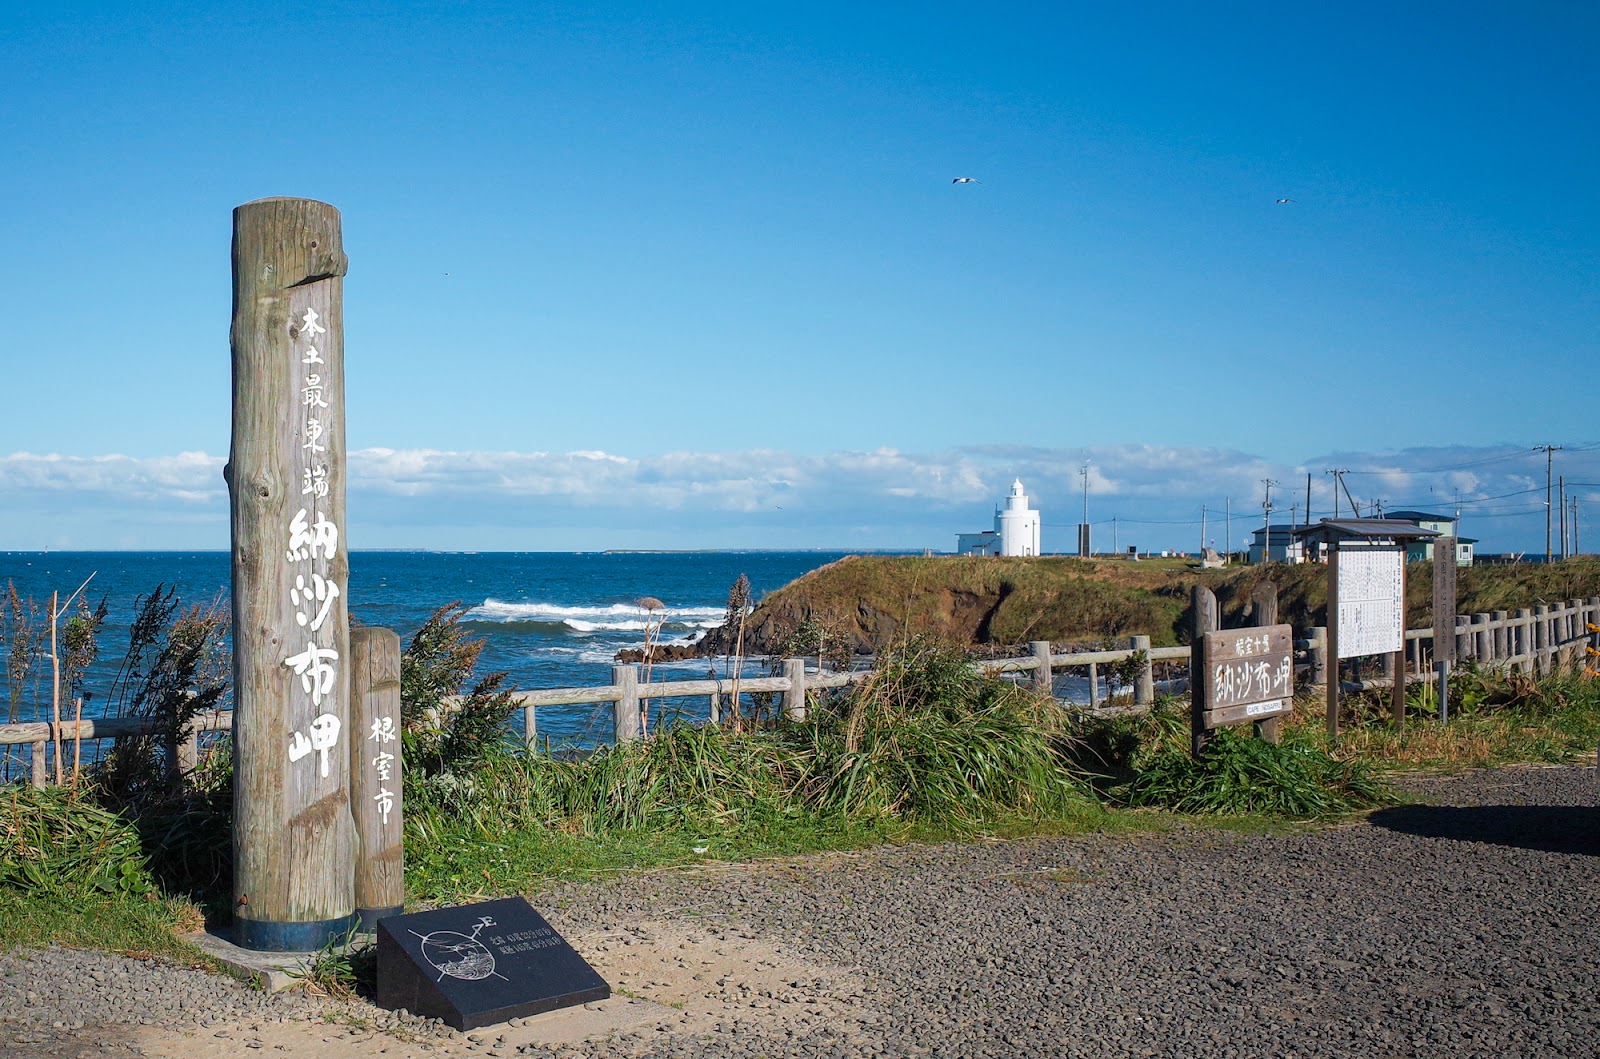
[956, 478, 1043, 556]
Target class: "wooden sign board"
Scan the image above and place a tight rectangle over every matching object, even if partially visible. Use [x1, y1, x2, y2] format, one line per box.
[1431, 537, 1458, 665]
[1198, 625, 1293, 730]
[376, 897, 609, 1030]
[1336, 545, 1403, 659]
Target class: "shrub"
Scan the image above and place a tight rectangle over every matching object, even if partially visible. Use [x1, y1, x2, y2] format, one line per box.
[1120, 727, 1394, 818]
[400, 602, 519, 789]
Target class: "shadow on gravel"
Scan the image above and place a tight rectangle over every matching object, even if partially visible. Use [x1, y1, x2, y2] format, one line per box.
[1367, 804, 1599, 856]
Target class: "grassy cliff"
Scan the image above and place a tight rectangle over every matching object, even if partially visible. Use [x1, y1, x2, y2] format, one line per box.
[696, 555, 1600, 655]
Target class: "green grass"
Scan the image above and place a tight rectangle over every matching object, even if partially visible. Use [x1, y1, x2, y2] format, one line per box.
[1303, 668, 1600, 771]
[7, 648, 1600, 962]
[0, 888, 206, 961]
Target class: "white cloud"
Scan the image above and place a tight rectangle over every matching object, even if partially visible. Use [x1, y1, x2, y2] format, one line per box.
[3, 442, 1596, 551]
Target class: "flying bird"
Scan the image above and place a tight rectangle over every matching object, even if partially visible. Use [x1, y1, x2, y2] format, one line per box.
[952, 177, 981, 184]
[1276, 198, 1295, 204]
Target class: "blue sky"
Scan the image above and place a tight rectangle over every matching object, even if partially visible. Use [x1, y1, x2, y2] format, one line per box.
[3, 1, 1596, 553]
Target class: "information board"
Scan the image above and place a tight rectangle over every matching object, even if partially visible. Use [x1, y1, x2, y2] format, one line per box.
[1198, 625, 1294, 730]
[1336, 546, 1404, 659]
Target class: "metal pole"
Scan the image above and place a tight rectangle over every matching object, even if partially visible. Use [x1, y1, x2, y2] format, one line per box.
[1436, 660, 1450, 723]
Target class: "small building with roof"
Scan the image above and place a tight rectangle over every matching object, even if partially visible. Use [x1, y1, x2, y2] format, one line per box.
[1292, 517, 1441, 564]
[1379, 510, 1476, 566]
[1248, 524, 1305, 564]
[957, 479, 1042, 557]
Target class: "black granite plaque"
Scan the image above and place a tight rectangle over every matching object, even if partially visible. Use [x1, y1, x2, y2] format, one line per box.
[375, 896, 609, 1030]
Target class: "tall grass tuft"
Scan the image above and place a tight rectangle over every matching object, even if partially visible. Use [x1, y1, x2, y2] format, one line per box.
[0, 785, 154, 897]
[795, 637, 1080, 823]
[1120, 727, 1394, 818]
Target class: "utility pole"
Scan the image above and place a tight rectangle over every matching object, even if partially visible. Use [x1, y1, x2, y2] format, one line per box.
[1326, 468, 1348, 519]
[1558, 475, 1566, 559]
[1536, 444, 1561, 561]
[1261, 479, 1279, 563]
[1201, 504, 1208, 556]
[1113, 516, 1119, 555]
[1304, 473, 1312, 528]
[1078, 461, 1091, 558]
[1225, 497, 1232, 565]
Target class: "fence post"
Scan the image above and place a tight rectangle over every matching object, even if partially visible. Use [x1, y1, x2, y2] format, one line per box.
[1473, 613, 1491, 663]
[228, 197, 355, 952]
[613, 664, 642, 743]
[349, 627, 403, 932]
[1514, 608, 1533, 673]
[1491, 610, 1508, 662]
[782, 658, 807, 722]
[1456, 614, 1471, 661]
[178, 720, 200, 777]
[522, 702, 537, 749]
[1190, 587, 1218, 757]
[1087, 661, 1100, 709]
[30, 739, 47, 788]
[1533, 604, 1550, 673]
[1130, 635, 1154, 707]
[1307, 627, 1327, 686]
[1029, 641, 1053, 695]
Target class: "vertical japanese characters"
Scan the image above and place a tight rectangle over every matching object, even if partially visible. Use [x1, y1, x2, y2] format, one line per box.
[283, 307, 344, 770]
[369, 714, 398, 825]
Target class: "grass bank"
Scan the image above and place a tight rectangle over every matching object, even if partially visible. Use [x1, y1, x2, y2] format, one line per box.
[697, 554, 1600, 656]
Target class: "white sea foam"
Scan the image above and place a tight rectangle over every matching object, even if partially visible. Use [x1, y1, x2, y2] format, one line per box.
[467, 598, 724, 630]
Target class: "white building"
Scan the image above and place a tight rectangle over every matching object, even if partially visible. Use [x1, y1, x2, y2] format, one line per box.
[957, 479, 1043, 557]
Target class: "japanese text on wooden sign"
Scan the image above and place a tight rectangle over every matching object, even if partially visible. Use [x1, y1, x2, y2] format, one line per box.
[282, 306, 344, 769]
[1199, 624, 1294, 729]
[1337, 546, 1403, 659]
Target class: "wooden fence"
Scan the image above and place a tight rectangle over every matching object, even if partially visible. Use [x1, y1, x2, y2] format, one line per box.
[6, 597, 1597, 788]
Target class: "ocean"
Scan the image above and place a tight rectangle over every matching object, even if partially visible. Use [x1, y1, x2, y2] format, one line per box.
[0, 550, 858, 748]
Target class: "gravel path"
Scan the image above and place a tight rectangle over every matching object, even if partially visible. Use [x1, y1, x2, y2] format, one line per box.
[3, 764, 1596, 1058]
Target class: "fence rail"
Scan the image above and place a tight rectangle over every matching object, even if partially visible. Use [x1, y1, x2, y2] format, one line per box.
[8, 596, 1597, 788]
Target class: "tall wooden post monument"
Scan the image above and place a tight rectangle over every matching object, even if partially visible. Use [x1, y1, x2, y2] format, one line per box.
[227, 198, 359, 951]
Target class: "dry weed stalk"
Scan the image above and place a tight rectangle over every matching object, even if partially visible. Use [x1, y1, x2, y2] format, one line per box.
[637, 597, 665, 737]
[723, 576, 751, 732]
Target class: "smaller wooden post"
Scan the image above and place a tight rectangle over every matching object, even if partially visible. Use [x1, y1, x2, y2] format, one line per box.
[613, 665, 642, 743]
[1491, 610, 1508, 662]
[1473, 613, 1491, 664]
[349, 627, 403, 932]
[1307, 627, 1327, 685]
[782, 658, 807, 722]
[1087, 662, 1100, 709]
[1533, 604, 1550, 673]
[1131, 635, 1154, 707]
[30, 738, 47, 788]
[1514, 608, 1533, 672]
[522, 702, 537, 749]
[1456, 614, 1471, 661]
[1190, 586, 1218, 757]
[178, 719, 200, 777]
[1029, 641, 1053, 695]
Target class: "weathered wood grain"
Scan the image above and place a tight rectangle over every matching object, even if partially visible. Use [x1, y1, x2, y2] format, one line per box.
[228, 197, 354, 950]
[350, 627, 403, 929]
